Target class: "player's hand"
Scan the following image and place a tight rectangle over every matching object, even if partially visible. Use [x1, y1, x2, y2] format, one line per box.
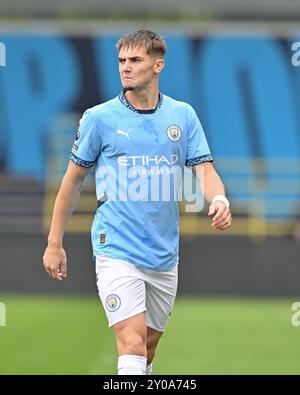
[43, 245, 67, 281]
[208, 201, 232, 231]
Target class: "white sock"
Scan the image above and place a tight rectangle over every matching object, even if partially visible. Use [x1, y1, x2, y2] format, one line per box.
[117, 355, 147, 375]
[146, 363, 153, 375]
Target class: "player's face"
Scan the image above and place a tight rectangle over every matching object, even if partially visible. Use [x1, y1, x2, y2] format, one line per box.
[118, 46, 164, 91]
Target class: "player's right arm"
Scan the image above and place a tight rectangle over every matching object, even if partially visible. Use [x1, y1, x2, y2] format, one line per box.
[43, 161, 90, 281]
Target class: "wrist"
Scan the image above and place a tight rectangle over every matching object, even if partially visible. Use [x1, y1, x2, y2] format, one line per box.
[48, 238, 63, 248]
[211, 194, 230, 208]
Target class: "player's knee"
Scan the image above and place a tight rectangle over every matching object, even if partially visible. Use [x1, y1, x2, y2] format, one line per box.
[121, 335, 147, 356]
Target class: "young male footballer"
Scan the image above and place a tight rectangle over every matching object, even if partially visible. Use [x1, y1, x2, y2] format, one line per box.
[43, 30, 232, 375]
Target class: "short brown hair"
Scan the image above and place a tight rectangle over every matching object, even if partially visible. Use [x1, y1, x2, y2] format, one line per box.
[116, 30, 167, 58]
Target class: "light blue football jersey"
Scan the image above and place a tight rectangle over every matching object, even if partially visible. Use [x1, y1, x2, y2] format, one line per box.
[70, 91, 213, 271]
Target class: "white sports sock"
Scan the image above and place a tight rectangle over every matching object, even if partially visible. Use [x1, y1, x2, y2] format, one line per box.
[146, 363, 153, 375]
[117, 354, 147, 375]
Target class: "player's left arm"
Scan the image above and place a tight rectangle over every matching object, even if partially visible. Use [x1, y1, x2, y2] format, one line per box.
[193, 162, 232, 231]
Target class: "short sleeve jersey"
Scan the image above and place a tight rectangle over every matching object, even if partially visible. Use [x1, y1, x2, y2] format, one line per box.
[70, 92, 213, 271]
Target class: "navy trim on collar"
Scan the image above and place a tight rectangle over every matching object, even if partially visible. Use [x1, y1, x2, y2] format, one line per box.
[118, 90, 163, 114]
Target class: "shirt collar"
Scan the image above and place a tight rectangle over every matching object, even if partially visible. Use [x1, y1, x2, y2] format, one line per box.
[118, 90, 163, 114]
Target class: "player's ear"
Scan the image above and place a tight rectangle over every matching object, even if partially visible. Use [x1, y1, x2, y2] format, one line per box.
[154, 58, 165, 74]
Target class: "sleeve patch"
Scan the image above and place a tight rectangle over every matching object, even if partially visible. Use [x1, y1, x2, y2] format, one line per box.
[70, 152, 95, 168]
[186, 154, 214, 167]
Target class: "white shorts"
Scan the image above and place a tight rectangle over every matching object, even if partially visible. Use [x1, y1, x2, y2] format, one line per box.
[95, 255, 178, 332]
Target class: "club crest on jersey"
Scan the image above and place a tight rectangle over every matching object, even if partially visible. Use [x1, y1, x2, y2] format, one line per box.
[167, 125, 181, 142]
[105, 294, 121, 312]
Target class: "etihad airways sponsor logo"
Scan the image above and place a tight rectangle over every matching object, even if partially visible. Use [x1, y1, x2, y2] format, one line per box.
[118, 154, 179, 166]
[130, 167, 173, 176]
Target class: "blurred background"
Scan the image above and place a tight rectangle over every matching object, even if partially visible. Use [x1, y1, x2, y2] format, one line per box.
[0, 0, 300, 375]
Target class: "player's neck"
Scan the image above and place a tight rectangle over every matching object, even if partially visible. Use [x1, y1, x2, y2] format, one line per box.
[125, 87, 160, 111]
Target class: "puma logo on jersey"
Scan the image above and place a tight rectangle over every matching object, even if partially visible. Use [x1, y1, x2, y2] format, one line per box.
[116, 129, 130, 139]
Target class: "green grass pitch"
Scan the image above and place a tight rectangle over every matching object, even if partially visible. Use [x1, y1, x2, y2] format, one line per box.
[0, 295, 299, 374]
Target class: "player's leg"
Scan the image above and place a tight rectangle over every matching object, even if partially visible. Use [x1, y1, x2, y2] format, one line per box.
[95, 255, 148, 374]
[146, 326, 163, 375]
[144, 264, 178, 375]
[113, 312, 147, 356]
[113, 312, 148, 374]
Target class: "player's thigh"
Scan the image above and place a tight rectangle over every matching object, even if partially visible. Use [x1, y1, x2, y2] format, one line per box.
[145, 265, 178, 333]
[113, 312, 148, 355]
[96, 255, 146, 328]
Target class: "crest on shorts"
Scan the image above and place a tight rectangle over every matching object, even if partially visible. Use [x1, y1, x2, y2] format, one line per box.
[167, 124, 181, 142]
[105, 294, 121, 312]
